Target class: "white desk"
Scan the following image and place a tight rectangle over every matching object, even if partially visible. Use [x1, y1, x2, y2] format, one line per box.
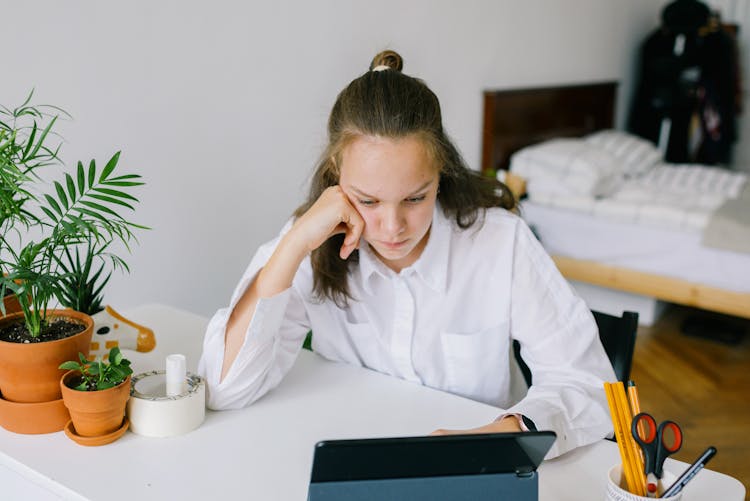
[0, 304, 745, 500]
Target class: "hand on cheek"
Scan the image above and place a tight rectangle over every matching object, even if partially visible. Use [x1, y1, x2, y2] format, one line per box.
[291, 186, 365, 259]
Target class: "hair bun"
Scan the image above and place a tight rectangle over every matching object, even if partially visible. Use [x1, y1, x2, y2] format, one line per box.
[369, 50, 403, 72]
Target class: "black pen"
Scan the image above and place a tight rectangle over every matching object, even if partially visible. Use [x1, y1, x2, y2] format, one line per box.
[661, 446, 717, 498]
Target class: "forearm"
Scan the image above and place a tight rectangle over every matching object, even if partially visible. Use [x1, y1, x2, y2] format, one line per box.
[431, 415, 522, 436]
[221, 230, 308, 381]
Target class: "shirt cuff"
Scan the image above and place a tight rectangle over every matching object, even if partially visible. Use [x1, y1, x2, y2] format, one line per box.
[496, 413, 537, 432]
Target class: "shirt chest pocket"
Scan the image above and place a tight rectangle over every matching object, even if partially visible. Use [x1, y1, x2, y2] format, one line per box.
[440, 322, 510, 402]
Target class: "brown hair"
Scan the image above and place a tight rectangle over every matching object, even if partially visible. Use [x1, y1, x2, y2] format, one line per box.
[295, 50, 515, 306]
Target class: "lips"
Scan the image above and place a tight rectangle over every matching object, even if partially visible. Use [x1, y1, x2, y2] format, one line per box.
[380, 239, 408, 250]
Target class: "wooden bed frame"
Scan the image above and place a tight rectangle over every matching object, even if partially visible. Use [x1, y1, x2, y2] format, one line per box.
[481, 82, 750, 319]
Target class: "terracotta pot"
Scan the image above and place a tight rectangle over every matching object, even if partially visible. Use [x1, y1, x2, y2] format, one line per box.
[2, 291, 22, 317]
[61, 371, 131, 438]
[0, 396, 70, 434]
[0, 310, 93, 403]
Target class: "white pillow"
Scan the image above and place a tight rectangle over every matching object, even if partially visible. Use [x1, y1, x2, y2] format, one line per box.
[585, 129, 662, 175]
[509, 138, 624, 198]
[636, 164, 748, 198]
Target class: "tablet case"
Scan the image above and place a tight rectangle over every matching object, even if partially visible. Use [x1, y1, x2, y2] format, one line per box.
[307, 431, 556, 501]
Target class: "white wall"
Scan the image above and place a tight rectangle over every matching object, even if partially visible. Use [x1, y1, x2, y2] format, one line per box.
[4, 0, 666, 317]
[706, 0, 750, 172]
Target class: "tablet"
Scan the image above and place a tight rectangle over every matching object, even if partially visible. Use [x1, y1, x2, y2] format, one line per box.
[309, 431, 556, 483]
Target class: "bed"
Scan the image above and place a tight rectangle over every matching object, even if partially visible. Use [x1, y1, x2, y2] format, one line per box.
[481, 82, 750, 321]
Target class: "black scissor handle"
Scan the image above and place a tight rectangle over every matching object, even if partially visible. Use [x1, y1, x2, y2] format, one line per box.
[631, 412, 658, 475]
[654, 420, 683, 477]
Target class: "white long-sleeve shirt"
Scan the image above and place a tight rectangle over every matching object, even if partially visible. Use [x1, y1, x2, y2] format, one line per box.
[198, 205, 616, 458]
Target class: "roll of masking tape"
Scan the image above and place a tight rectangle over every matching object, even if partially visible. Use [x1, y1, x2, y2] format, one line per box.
[127, 370, 205, 438]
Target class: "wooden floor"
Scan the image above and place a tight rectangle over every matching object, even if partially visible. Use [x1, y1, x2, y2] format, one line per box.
[630, 304, 750, 494]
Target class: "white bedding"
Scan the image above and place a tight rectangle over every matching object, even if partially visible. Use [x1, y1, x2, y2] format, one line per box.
[508, 130, 748, 232]
[521, 201, 750, 294]
[521, 163, 747, 232]
[509, 131, 750, 293]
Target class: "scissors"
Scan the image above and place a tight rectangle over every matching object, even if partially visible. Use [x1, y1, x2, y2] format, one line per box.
[631, 412, 683, 498]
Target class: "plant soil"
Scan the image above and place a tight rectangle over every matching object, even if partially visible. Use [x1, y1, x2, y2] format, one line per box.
[0, 318, 86, 343]
[65, 374, 92, 391]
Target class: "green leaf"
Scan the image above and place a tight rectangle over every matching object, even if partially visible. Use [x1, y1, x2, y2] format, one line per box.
[54, 181, 69, 210]
[109, 365, 125, 380]
[43, 194, 63, 216]
[99, 151, 120, 181]
[77, 161, 86, 196]
[58, 361, 81, 371]
[92, 187, 140, 201]
[28, 115, 58, 161]
[108, 174, 142, 181]
[90, 270, 112, 299]
[79, 200, 121, 218]
[97, 380, 115, 390]
[65, 173, 77, 203]
[109, 346, 122, 365]
[74, 207, 111, 225]
[21, 121, 38, 160]
[87, 159, 96, 188]
[88, 193, 135, 210]
[40, 206, 59, 222]
[100, 181, 142, 187]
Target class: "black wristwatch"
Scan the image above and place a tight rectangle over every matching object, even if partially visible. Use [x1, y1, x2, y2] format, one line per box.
[521, 415, 537, 431]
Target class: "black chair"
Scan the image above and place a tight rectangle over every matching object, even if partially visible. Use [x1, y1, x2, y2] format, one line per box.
[513, 310, 639, 387]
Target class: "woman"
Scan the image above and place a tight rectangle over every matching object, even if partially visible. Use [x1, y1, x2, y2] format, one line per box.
[198, 50, 615, 458]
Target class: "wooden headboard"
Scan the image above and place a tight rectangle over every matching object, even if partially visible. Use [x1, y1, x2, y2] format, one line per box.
[481, 82, 618, 175]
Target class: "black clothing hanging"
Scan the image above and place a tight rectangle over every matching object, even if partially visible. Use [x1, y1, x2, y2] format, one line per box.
[628, 0, 739, 165]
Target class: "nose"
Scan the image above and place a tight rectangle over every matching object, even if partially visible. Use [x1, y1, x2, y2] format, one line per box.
[381, 205, 406, 236]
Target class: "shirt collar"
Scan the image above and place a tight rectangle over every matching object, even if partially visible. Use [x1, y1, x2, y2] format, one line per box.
[358, 203, 451, 294]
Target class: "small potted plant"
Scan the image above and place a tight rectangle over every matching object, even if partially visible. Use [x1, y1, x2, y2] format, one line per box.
[0, 91, 145, 434]
[59, 346, 133, 446]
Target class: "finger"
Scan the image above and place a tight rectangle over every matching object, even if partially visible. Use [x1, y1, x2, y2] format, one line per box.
[340, 231, 363, 259]
[343, 211, 365, 247]
[340, 238, 357, 260]
[340, 213, 364, 259]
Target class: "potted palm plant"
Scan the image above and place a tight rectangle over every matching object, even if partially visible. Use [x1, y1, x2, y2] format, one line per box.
[0, 91, 145, 434]
[59, 346, 133, 446]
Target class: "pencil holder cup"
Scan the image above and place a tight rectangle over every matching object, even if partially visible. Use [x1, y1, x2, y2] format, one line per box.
[606, 464, 682, 501]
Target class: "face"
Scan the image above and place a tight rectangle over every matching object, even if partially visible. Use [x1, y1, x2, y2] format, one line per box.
[339, 134, 439, 273]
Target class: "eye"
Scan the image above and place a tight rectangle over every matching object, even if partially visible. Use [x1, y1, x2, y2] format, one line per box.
[358, 199, 377, 207]
[405, 195, 426, 204]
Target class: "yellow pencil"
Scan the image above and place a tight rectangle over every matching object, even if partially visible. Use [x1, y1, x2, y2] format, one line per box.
[604, 382, 639, 494]
[627, 381, 646, 470]
[613, 382, 647, 496]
